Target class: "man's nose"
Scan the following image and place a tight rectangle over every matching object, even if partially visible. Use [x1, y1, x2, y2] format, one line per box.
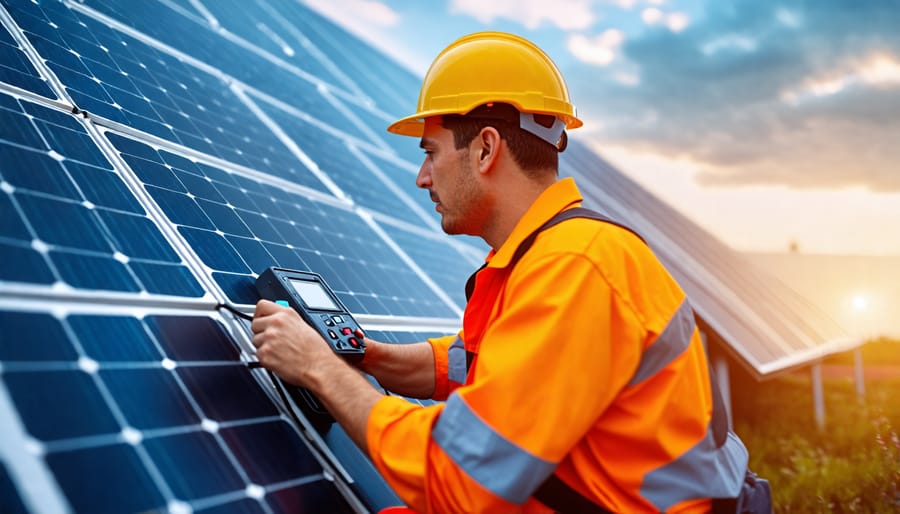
[416, 160, 432, 189]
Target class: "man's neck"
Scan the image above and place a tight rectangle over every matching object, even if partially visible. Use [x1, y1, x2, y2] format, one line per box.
[482, 171, 557, 250]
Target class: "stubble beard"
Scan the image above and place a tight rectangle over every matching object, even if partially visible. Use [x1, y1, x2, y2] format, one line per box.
[440, 150, 487, 237]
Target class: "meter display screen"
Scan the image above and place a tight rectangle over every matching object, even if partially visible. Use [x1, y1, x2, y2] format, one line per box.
[289, 279, 340, 311]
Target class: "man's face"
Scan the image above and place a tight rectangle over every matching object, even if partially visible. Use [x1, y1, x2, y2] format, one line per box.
[416, 117, 489, 236]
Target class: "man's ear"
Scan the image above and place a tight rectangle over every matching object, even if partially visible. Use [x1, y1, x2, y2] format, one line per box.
[476, 126, 501, 174]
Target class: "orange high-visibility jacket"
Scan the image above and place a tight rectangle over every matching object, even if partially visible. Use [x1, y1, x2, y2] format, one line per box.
[366, 178, 747, 513]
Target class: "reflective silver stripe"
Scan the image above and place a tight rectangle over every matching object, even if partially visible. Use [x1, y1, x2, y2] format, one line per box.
[447, 336, 467, 384]
[432, 393, 556, 504]
[641, 428, 748, 510]
[628, 298, 696, 387]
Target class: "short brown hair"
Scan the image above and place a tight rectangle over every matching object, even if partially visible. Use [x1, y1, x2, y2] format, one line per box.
[441, 103, 558, 176]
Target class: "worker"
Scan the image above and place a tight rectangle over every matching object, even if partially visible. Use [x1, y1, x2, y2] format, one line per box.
[251, 31, 751, 513]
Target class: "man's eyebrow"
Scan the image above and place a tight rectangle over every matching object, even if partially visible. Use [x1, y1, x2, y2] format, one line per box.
[419, 137, 434, 149]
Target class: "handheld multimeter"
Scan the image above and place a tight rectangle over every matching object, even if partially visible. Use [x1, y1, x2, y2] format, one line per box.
[255, 267, 367, 429]
[256, 267, 366, 362]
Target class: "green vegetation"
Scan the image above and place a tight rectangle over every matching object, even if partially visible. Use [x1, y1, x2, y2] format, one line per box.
[731, 339, 900, 512]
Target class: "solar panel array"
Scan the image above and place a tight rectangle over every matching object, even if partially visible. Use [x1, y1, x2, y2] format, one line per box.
[0, 1, 476, 512]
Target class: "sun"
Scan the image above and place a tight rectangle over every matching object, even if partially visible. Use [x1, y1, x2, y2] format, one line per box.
[851, 294, 869, 312]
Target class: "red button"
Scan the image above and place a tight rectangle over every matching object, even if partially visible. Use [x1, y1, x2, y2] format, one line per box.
[341, 327, 352, 336]
[348, 337, 360, 348]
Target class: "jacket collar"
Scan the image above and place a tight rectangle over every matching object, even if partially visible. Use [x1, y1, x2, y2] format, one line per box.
[485, 177, 583, 269]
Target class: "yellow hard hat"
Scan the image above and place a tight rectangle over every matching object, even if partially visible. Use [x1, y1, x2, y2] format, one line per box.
[387, 31, 582, 140]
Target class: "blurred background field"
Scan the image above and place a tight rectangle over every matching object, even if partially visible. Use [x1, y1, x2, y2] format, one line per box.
[732, 338, 900, 512]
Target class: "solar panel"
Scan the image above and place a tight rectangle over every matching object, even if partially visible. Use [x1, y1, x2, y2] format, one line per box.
[0, 93, 205, 296]
[0, 305, 361, 513]
[0, 1, 483, 511]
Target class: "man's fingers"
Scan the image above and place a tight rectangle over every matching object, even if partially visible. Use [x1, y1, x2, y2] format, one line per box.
[251, 330, 266, 349]
[254, 299, 280, 316]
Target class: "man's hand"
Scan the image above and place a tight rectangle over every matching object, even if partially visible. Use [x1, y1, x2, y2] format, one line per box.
[250, 299, 384, 456]
[250, 299, 340, 388]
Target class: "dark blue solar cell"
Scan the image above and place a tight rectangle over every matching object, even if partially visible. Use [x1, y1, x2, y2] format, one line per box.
[110, 87, 158, 118]
[0, 242, 54, 284]
[146, 186, 215, 230]
[179, 226, 251, 274]
[15, 193, 112, 252]
[261, 242, 308, 272]
[220, 420, 321, 485]
[96, 210, 179, 262]
[225, 236, 277, 272]
[0, 311, 77, 361]
[266, 480, 356, 514]
[0, 192, 31, 240]
[50, 250, 140, 292]
[267, 218, 312, 248]
[176, 365, 278, 421]
[4, 370, 119, 441]
[121, 153, 187, 191]
[0, 145, 80, 200]
[145, 316, 238, 361]
[236, 211, 284, 243]
[0, 461, 29, 514]
[101, 368, 199, 429]
[197, 198, 253, 237]
[129, 261, 206, 297]
[194, 161, 241, 187]
[63, 160, 144, 213]
[0, 92, 19, 110]
[0, 103, 46, 149]
[171, 170, 225, 203]
[67, 315, 161, 361]
[211, 272, 258, 305]
[215, 184, 264, 212]
[157, 150, 203, 175]
[142, 431, 245, 500]
[46, 443, 166, 514]
[106, 132, 164, 163]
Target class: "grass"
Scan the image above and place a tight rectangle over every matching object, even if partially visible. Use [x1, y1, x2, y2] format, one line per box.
[730, 339, 900, 512]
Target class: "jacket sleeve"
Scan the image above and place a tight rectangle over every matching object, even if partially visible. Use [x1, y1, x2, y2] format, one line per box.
[366, 252, 644, 513]
[427, 333, 458, 401]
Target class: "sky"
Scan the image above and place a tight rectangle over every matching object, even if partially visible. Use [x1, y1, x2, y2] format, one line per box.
[302, 0, 900, 257]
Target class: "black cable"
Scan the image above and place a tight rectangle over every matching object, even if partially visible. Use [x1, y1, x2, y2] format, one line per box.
[217, 302, 254, 321]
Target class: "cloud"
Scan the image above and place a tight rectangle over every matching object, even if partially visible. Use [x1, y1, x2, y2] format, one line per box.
[448, 0, 595, 30]
[568, 29, 625, 66]
[573, 0, 900, 192]
[302, 0, 399, 28]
